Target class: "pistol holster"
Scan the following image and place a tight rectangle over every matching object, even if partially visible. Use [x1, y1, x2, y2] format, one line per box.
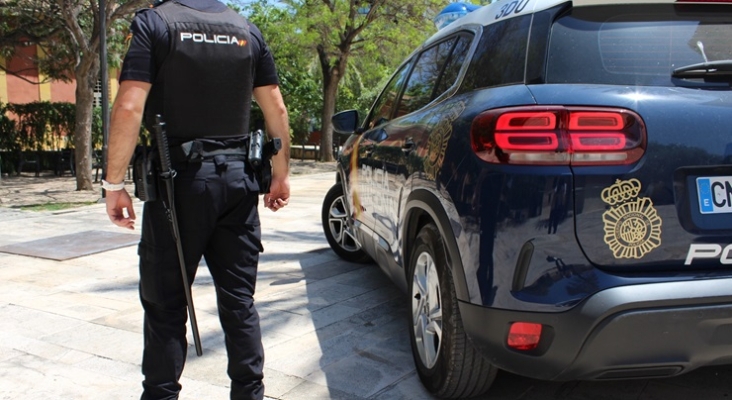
[133, 145, 159, 202]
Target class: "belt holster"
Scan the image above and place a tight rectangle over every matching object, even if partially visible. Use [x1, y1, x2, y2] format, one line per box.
[133, 145, 159, 202]
[165, 134, 280, 195]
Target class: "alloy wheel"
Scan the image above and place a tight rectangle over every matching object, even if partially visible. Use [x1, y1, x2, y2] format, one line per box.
[327, 193, 361, 253]
[412, 250, 443, 369]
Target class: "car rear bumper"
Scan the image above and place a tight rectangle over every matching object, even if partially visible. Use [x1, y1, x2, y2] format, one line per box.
[460, 277, 732, 381]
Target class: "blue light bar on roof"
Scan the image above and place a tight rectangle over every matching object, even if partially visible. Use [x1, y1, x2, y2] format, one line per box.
[434, 2, 481, 30]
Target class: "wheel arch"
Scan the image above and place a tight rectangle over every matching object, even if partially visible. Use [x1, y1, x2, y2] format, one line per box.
[404, 188, 470, 302]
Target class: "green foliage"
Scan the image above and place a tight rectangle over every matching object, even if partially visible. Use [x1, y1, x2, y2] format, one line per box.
[0, 102, 143, 174]
[0, 0, 487, 166]
[91, 106, 104, 150]
[277, 66, 322, 144]
[242, 0, 445, 160]
[0, 0, 151, 188]
[244, 0, 322, 143]
[0, 101, 75, 151]
[0, 101, 77, 174]
[0, 101, 131, 152]
[0, 1, 72, 81]
[0, 0, 147, 82]
[337, 60, 394, 113]
[0, 103, 16, 149]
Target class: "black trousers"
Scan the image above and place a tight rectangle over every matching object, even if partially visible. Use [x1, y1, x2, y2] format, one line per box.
[138, 158, 264, 400]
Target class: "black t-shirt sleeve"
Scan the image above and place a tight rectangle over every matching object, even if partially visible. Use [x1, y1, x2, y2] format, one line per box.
[248, 22, 279, 88]
[119, 9, 167, 84]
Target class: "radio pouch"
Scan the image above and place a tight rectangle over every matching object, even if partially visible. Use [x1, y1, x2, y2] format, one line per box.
[133, 145, 159, 202]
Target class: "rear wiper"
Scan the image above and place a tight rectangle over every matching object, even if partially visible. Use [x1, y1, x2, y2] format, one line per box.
[672, 60, 732, 78]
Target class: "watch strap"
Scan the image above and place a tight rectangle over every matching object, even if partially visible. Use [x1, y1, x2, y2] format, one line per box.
[101, 179, 125, 191]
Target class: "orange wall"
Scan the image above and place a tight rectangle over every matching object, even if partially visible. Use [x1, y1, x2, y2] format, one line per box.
[51, 80, 76, 103]
[6, 44, 40, 104]
[3, 44, 89, 105]
[0, 58, 7, 103]
[2, 44, 119, 150]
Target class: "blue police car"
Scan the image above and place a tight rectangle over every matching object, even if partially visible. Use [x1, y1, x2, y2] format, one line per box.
[321, 0, 732, 397]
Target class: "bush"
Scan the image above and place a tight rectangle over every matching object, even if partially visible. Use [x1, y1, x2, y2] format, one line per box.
[0, 101, 77, 152]
[0, 101, 93, 174]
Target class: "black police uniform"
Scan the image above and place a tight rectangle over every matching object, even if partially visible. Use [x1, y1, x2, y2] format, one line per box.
[120, 1, 279, 399]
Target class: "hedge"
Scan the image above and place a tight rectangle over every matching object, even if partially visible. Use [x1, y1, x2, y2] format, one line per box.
[0, 101, 103, 174]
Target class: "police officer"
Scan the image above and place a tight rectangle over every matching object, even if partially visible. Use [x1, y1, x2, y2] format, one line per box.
[104, 0, 290, 399]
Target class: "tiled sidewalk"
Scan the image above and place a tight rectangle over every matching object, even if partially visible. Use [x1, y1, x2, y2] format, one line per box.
[0, 170, 429, 400]
[1, 166, 730, 399]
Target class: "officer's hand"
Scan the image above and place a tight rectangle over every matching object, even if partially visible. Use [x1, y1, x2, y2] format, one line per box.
[265, 176, 290, 212]
[106, 189, 136, 229]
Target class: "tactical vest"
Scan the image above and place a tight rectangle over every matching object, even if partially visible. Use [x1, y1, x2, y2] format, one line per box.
[144, 1, 252, 140]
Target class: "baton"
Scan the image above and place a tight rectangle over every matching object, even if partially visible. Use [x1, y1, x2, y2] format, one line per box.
[153, 115, 203, 357]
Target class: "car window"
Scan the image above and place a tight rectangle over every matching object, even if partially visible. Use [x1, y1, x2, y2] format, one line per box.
[367, 62, 412, 130]
[461, 15, 531, 92]
[546, 5, 732, 86]
[395, 38, 457, 118]
[434, 33, 473, 97]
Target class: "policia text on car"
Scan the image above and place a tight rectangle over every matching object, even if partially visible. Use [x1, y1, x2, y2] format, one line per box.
[103, 0, 291, 399]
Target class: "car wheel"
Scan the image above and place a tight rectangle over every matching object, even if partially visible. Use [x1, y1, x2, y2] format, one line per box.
[409, 223, 497, 399]
[321, 183, 371, 263]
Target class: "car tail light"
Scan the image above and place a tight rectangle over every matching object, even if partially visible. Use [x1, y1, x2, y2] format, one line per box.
[471, 106, 646, 165]
[507, 322, 542, 351]
[494, 112, 559, 151]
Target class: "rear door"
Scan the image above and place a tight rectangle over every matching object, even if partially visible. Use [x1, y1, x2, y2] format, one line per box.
[366, 33, 475, 264]
[348, 61, 413, 250]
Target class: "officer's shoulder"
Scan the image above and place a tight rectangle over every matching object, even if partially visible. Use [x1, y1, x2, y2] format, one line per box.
[135, 0, 170, 17]
[134, 6, 154, 17]
[133, 4, 167, 27]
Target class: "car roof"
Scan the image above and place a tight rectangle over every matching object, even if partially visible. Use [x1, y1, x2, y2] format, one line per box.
[428, 0, 726, 45]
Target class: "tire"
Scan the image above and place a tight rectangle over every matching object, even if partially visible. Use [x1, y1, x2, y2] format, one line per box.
[321, 183, 371, 263]
[408, 223, 497, 399]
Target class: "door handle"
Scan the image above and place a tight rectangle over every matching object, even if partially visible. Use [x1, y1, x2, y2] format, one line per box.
[402, 138, 415, 154]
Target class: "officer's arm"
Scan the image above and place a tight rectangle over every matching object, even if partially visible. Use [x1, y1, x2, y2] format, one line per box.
[253, 84, 290, 177]
[107, 80, 152, 183]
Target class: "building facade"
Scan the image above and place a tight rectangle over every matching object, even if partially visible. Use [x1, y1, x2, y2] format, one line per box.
[0, 43, 118, 105]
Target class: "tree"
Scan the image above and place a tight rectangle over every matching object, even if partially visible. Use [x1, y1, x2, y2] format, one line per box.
[246, 0, 444, 161]
[242, 1, 322, 147]
[0, 0, 148, 190]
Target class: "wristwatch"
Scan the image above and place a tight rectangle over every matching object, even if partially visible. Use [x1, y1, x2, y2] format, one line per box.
[101, 179, 125, 191]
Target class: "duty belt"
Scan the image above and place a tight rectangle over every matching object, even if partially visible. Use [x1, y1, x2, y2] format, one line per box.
[170, 139, 248, 164]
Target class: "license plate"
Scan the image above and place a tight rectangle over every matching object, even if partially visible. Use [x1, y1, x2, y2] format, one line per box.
[697, 176, 732, 214]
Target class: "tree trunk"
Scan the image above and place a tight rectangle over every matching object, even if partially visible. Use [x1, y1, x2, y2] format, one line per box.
[319, 72, 340, 162]
[73, 58, 98, 191]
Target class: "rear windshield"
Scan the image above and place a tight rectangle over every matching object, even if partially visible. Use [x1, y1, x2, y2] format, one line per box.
[546, 5, 732, 86]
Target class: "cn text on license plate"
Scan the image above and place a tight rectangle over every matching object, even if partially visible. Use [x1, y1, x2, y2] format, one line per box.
[697, 176, 732, 214]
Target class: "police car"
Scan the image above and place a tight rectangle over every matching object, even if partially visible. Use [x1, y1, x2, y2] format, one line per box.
[321, 0, 732, 397]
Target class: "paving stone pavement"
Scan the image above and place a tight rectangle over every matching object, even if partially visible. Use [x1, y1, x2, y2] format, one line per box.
[0, 160, 730, 400]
